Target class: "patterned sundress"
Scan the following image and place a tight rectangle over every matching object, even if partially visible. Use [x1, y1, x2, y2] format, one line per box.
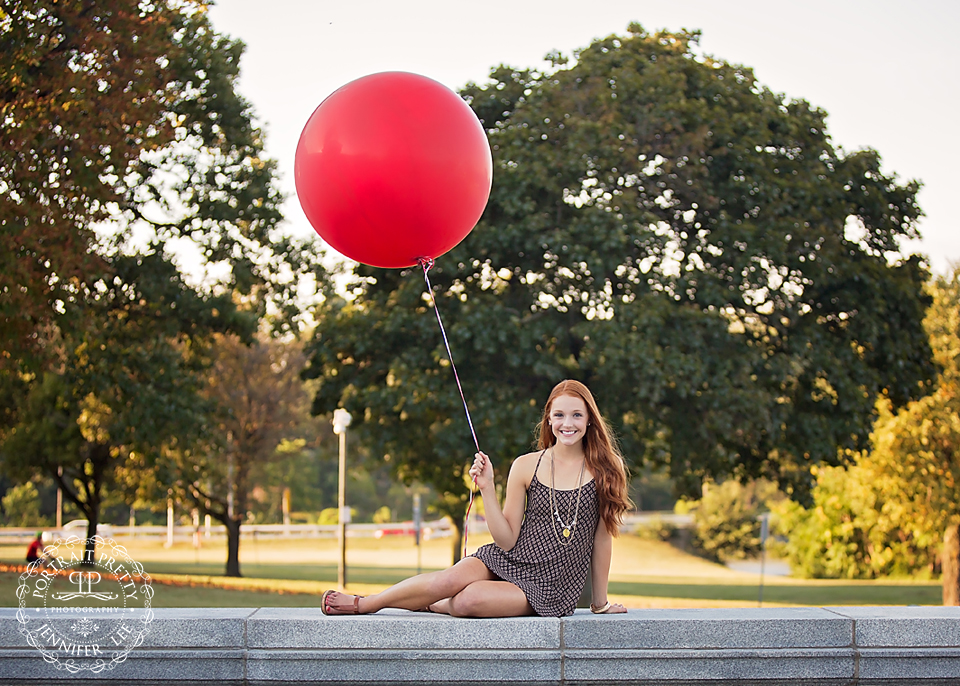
[471, 452, 599, 617]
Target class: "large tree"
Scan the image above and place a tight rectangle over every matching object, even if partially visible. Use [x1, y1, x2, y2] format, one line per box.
[1, 0, 327, 552]
[304, 25, 935, 561]
[2, 251, 245, 559]
[1, 0, 188, 370]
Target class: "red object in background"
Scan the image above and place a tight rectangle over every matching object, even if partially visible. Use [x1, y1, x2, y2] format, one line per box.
[295, 71, 493, 269]
[374, 524, 416, 539]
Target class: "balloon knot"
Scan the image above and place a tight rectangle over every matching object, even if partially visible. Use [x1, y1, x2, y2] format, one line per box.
[417, 257, 435, 272]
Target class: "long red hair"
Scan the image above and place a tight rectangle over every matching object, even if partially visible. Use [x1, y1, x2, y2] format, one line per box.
[535, 380, 632, 536]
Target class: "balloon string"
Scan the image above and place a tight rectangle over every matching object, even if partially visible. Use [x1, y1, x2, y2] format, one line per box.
[418, 257, 479, 559]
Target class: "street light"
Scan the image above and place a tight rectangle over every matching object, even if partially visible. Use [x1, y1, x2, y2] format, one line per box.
[758, 512, 770, 607]
[332, 409, 352, 589]
[413, 492, 422, 575]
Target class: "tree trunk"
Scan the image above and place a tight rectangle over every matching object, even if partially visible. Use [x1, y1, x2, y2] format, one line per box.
[225, 517, 242, 577]
[55, 466, 102, 565]
[451, 522, 463, 565]
[943, 523, 960, 606]
[83, 511, 99, 565]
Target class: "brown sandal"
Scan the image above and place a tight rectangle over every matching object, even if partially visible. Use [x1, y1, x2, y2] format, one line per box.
[321, 590, 362, 615]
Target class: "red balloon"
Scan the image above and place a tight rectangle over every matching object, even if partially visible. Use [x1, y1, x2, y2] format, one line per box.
[295, 72, 493, 269]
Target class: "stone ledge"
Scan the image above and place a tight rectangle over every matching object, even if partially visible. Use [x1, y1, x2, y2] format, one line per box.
[0, 648, 246, 682]
[0, 607, 958, 684]
[246, 648, 562, 683]
[827, 606, 960, 648]
[562, 607, 853, 649]
[247, 607, 560, 649]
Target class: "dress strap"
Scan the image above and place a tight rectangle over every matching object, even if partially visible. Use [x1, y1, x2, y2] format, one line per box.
[533, 448, 547, 473]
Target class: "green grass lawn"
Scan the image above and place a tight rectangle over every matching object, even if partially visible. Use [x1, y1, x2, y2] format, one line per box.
[606, 577, 940, 606]
[0, 534, 941, 608]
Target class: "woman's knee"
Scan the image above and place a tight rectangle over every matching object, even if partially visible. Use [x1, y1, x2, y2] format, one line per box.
[427, 569, 461, 599]
[431, 559, 489, 598]
[447, 580, 533, 618]
[447, 586, 484, 617]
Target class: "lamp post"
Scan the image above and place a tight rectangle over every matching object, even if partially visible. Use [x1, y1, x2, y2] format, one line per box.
[332, 408, 352, 590]
[413, 492, 422, 575]
[758, 512, 770, 607]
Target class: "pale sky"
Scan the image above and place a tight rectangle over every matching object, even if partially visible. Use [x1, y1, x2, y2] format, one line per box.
[208, 0, 959, 274]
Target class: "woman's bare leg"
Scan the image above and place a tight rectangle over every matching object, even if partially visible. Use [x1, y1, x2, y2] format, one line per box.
[445, 580, 534, 618]
[323, 557, 495, 614]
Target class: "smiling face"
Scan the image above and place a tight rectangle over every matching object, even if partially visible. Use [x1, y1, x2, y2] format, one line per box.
[548, 394, 590, 447]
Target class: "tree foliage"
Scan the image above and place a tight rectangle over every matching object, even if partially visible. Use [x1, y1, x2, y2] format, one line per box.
[108, 6, 327, 333]
[1, 1, 327, 556]
[1, 0, 325, 369]
[304, 25, 935, 556]
[772, 269, 959, 584]
[688, 478, 782, 563]
[1, 0, 186, 368]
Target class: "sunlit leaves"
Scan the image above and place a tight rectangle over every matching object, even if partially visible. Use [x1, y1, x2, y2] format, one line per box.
[1, 0, 193, 366]
[774, 270, 960, 579]
[0, 3, 328, 562]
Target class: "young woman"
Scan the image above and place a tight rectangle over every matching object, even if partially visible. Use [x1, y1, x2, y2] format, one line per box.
[321, 379, 631, 617]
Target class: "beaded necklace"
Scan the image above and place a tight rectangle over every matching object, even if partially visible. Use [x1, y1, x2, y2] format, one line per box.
[548, 448, 586, 546]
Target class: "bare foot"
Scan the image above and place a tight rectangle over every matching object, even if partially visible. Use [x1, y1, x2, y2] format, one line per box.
[427, 598, 452, 614]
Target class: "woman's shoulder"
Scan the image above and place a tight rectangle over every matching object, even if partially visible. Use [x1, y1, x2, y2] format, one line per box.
[511, 450, 544, 469]
[507, 450, 544, 485]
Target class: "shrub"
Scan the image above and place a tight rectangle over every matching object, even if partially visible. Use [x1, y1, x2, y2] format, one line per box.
[1, 482, 46, 527]
[632, 514, 677, 542]
[691, 479, 782, 563]
[317, 507, 358, 525]
[770, 462, 940, 579]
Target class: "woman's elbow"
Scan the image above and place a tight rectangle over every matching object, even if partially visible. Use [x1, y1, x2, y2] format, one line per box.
[493, 531, 519, 552]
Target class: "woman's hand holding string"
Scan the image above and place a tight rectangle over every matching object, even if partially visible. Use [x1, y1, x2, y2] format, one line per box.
[470, 451, 521, 551]
[470, 451, 495, 493]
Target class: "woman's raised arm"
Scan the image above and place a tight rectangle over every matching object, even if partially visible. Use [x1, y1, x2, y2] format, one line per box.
[469, 451, 533, 552]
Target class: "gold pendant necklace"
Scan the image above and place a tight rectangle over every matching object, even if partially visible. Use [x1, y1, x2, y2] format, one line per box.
[549, 448, 586, 546]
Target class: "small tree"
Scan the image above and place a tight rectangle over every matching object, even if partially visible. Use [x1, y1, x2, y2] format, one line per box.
[771, 269, 959, 592]
[1, 253, 240, 558]
[859, 269, 960, 599]
[171, 335, 311, 577]
[1, 482, 44, 527]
